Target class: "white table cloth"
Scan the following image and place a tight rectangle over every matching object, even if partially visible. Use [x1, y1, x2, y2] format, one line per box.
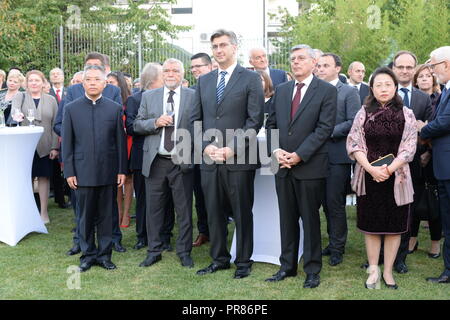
[0, 126, 47, 246]
[231, 130, 303, 265]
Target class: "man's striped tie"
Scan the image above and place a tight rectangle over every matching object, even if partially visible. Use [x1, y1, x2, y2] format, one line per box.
[216, 71, 227, 104]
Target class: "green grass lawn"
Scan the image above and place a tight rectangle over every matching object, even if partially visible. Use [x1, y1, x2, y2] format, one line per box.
[0, 201, 448, 300]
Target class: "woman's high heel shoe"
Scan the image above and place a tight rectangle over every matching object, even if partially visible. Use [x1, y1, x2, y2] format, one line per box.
[382, 276, 398, 290]
[365, 265, 381, 289]
[120, 214, 130, 228]
[407, 241, 418, 254]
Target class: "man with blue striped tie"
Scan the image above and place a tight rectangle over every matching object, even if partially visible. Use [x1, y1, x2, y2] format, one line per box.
[191, 29, 264, 279]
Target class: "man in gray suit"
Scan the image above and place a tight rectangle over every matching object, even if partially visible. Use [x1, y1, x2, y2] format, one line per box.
[191, 29, 264, 279]
[134, 58, 196, 268]
[316, 53, 361, 266]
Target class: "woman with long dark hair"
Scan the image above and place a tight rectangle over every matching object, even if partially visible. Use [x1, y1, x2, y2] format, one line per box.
[347, 67, 417, 289]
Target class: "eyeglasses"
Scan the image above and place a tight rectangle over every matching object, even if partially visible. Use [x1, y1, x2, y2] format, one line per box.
[428, 61, 446, 70]
[190, 64, 208, 70]
[211, 42, 231, 51]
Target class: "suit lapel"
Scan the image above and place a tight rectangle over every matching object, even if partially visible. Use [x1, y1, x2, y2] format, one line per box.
[290, 76, 319, 127]
[283, 81, 295, 126]
[205, 70, 219, 110]
[217, 65, 243, 110]
[177, 87, 186, 127]
[435, 89, 450, 117]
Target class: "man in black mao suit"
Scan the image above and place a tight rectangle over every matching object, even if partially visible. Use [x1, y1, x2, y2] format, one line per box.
[191, 29, 264, 279]
[265, 44, 337, 288]
[316, 53, 361, 266]
[62, 65, 127, 272]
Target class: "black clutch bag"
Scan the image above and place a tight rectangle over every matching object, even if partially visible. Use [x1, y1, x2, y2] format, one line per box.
[370, 154, 395, 166]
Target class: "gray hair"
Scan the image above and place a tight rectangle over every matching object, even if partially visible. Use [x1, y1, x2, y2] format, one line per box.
[210, 29, 238, 45]
[50, 67, 64, 77]
[82, 65, 106, 80]
[248, 47, 267, 58]
[163, 58, 185, 76]
[140, 63, 162, 90]
[430, 46, 450, 63]
[291, 44, 316, 59]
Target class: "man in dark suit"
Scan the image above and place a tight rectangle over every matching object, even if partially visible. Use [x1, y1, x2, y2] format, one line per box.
[134, 58, 195, 268]
[54, 52, 124, 257]
[62, 65, 127, 272]
[418, 46, 450, 284]
[392, 50, 432, 274]
[48, 67, 69, 209]
[192, 29, 264, 279]
[347, 61, 369, 105]
[265, 44, 337, 288]
[190, 52, 213, 247]
[249, 47, 287, 88]
[316, 53, 361, 266]
[125, 62, 175, 251]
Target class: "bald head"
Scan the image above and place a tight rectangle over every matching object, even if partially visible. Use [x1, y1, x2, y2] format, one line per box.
[348, 61, 366, 85]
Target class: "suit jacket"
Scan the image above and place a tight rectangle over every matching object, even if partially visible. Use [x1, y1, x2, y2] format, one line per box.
[125, 89, 145, 171]
[266, 76, 337, 179]
[328, 81, 361, 164]
[420, 88, 450, 180]
[49, 87, 67, 106]
[62, 96, 127, 186]
[190, 64, 264, 171]
[11, 92, 59, 157]
[359, 83, 369, 105]
[133, 86, 196, 177]
[54, 83, 122, 136]
[269, 68, 288, 88]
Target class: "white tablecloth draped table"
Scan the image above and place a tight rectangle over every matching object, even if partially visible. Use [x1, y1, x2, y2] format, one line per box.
[0, 126, 47, 246]
[231, 131, 303, 265]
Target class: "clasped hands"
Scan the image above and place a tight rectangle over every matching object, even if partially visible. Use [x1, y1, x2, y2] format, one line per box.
[368, 164, 391, 183]
[67, 174, 126, 190]
[274, 149, 301, 169]
[204, 145, 234, 162]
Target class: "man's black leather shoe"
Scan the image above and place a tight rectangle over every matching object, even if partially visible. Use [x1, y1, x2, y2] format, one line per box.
[139, 255, 162, 267]
[394, 261, 408, 274]
[97, 260, 117, 270]
[113, 242, 126, 253]
[322, 246, 331, 256]
[180, 255, 194, 268]
[234, 267, 251, 279]
[66, 245, 81, 256]
[426, 274, 450, 284]
[79, 261, 94, 272]
[196, 263, 230, 275]
[329, 253, 343, 266]
[133, 241, 147, 250]
[303, 274, 320, 288]
[265, 270, 297, 282]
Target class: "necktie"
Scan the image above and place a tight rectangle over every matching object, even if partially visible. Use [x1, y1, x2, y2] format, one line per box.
[354, 85, 359, 91]
[291, 82, 305, 120]
[164, 90, 175, 152]
[56, 89, 61, 103]
[216, 71, 227, 104]
[400, 88, 410, 108]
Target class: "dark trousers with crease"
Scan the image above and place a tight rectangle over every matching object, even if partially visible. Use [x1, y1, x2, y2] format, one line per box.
[201, 166, 255, 268]
[76, 185, 114, 264]
[275, 174, 324, 275]
[145, 157, 193, 257]
[194, 164, 209, 236]
[323, 163, 351, 255]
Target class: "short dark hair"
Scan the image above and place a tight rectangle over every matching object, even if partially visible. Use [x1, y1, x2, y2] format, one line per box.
[322, 53, 342, 67]
[210, 29, 238, 45]
[84, 52, 105, 65]
[365, 67, 403, 113]
[191, 52, 212, 65]
[393, 50, 418, 67]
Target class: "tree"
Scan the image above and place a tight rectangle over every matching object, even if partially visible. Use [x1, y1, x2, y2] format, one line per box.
[272, 0, 450, 77]
[0, 0, 189, 78]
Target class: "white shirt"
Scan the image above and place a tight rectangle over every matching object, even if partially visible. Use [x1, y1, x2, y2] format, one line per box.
[446, 80, 450, 90]
[158, 86, 181, 156]
[398, 83, 413, 105]
[292, 73, 314, 104]
[329, 78, 340, 87]
[216, 61, 238, 87]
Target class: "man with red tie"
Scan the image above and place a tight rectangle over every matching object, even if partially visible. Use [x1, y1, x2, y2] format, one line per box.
[265, 44, 337, 288]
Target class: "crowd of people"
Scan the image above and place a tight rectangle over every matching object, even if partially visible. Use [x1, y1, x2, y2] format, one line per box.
[1, 29, 449, 289]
